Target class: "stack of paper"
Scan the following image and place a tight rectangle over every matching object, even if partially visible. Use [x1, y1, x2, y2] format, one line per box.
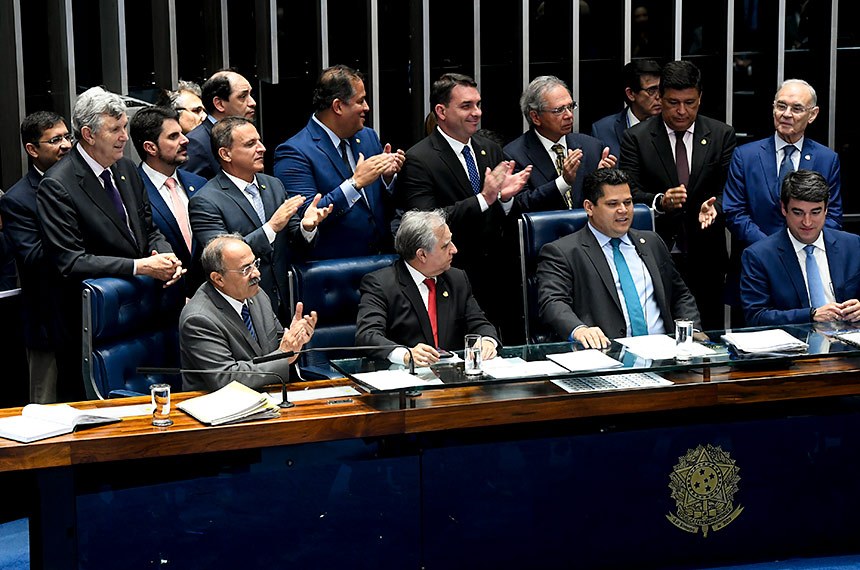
[721, 329, 808, 354]
[616, 335, 716, 360]
[0, 404, 121, 443]
[481, 357, 569, 379]
[833, 331, 860, 348]
[546, 349, 622, 372]
[178, 381, 280, 426]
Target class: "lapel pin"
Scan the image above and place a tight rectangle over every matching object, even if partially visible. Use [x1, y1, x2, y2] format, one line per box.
[355, 138, 361, 144]
[261, 184, 266, 189]
[189, 186, 195, 191]
[700, 139, 707, 145]
[639, 238, 646, 244]
[804, 154, 811, 161]
[120, 175, 126, 180]
[480, 149, 486, 156]
[442, 291, 449, 298]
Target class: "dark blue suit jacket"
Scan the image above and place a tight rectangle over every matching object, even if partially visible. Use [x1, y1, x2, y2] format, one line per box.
[503, 129, 606, 212]
[272, 118, 393, 259]
[724, 135, 842, 247]
[181, 119, 219, 181]
[740, 229, 860, 326]
[590, 109, 628, 161]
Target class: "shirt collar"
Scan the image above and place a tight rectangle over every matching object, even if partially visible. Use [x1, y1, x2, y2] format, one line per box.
[214, 286, 247, 317]
[774, 133, 805, 152]
[312, 114, 345, 150]
[77, 144, 112, 179]
[626, 107, 641, 128]
[534, 129, 566, 152]
[222, 170, 260, 193]
[405, 260, 433, 287]
[141, 161, 177, 190]
[436, 126, 473, 156]
[664, 121, 695, 138]
[786, 228, 826, 254]
[587, 223, 631, 249]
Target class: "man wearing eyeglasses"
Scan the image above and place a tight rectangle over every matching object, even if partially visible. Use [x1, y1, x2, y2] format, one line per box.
[504, 75, 615, 213]
[724, 79, 842, 326]
[590, 59, 662, 161]
[180, 235, 317, 392]
[0, 111, 73, 402]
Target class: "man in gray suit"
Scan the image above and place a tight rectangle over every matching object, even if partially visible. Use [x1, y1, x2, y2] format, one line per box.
[537, 168, 700, 348]
[179, 234, 317, 392]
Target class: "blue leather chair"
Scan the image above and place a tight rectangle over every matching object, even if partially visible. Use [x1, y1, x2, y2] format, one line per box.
[82, 276, 184, 399]
[518, 204, 654, 343]
[288, 254, 399, 377]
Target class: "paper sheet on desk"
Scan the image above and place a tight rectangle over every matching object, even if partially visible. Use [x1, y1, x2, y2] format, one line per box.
[722, 329, 808, 353]
[90, 403, 155, 418]
[353, 370, 444, 391]
[482, 357, 569, 379]
[546, 349, 622, 371]
[616, 335, 715, 360]
[267, 386, 360, 404]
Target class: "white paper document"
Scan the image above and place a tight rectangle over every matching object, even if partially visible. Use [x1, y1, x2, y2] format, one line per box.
[267, 385, 360, 404]
[92, 403, 156, 418]
[616, 334, 715, 360]
[353, 370, 444, 391]
[721, 329, 808, 353]
[546, 349, 622, 371]
[482, 358, 569, 379]
[833, 330, 860, 347]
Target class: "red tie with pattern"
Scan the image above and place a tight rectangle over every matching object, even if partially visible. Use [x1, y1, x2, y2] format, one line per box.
[423, 278, 439, 347]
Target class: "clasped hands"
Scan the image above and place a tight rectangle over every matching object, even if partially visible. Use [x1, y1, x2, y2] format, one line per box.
[403, 340, 497, 367]
[137, 250, 185, 288]
[813, 299, 860, 323]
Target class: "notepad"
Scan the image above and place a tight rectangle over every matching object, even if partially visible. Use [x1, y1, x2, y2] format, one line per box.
[0, 404, 121, 444]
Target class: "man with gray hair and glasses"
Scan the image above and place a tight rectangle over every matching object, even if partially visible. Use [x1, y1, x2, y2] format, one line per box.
[504, 75, 616, 212]
[356, 209, 499, 366]
[37, 86, 183, 400]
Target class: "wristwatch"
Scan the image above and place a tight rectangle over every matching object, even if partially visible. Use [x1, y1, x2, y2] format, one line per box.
[347, 177, 361, 190]
[810, 307, 817, 321]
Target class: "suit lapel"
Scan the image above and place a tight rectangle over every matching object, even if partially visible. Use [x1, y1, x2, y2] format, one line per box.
[776, 231, 809, 307]
[524, 130, 558, 184]
[72, 151, 137, 249]
[824, 230, 844, 299]
[256, 175, 279, 219]
[648, 122, 678, 185]
[580, 229, 623, 312]
[204, 283, 262, 354]
[756, 138, 779, 200]
[245, 295, 267, 353]
[216, 172, 264, 225]
[310, 119, 353, 181]
[689, 120, 712, 190]
[141, 167, 182, 245]
[397, 261, 435, 345]
[434, 272, 457, 348]
[177, 170, 201, 199]
[629, 229, 670, 321]
[430, 130, 474, 199]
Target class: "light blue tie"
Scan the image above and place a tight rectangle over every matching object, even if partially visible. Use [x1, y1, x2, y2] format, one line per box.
[461, 146, 481, 195]
[610, 238, 648, 336]
[241, 304, 258, 342]
[804, 244, 827, 309]
[245, 183, 266, 224]
[778, 145, 796, 185]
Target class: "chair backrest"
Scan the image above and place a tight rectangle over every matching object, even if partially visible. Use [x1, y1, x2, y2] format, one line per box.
[82, 276, 184, 399]
[288, 254, 399, 373]
[518, 204, 654, 344]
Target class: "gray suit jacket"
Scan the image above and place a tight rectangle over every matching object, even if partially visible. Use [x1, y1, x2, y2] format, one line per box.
[179, 281, 293, 391]
[537, 225, 700, 340]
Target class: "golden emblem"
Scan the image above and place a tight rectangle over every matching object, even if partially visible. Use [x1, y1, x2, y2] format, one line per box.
[667, 444, 743, 537]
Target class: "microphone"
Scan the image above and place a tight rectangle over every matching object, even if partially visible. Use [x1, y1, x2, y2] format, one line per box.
[137, 367, 296, 408]
[252, 344, 416, 375]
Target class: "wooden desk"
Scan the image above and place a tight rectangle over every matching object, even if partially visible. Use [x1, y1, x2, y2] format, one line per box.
[4, 357, 860, 568]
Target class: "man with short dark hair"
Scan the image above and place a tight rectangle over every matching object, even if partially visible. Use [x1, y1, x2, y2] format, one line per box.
[189, 117, 332, 319]
[537, 168, 699, 348]
[0, 111, 73, 402]
[182, 70, 257, 180]
[356, 209, 499, 366]
[273, 64, 405, 259]
[740, 169, 860, 326]
[179, 234, 317, 391]
[590, 59, 662, 160]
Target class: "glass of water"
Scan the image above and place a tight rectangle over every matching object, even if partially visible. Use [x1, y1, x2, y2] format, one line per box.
[464, 334, 483, 375]
[150, 383, 173, 427]
[674, 319, 694, 361]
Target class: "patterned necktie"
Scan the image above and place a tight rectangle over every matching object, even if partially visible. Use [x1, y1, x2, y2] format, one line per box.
[99, 169, 136, 242]
[674, 131, 689, 186]
[241, 304, 258, 342]
[164, 176, 192, 252]
[804, 244, 827, 309]
[461, 146, 481, 195]
[610, 237, 648, 336]
[245, 182, 266, 224]
[423, 278, 439, 347]
[778, 144, 797, 185]
[551, 144, 573, 209]
[339, 139, 353, 175]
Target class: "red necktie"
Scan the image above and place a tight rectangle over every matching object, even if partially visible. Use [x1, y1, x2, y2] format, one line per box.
[423, 278, 438, 347]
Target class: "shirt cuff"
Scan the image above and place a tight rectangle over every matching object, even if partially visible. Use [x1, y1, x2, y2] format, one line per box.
[476, 194, 489, 212]
[300, 225, 317, 241]
[262, 222, 277, 243]
[556, 175, 571, 192]
[388, 346, 408, 365]
[341, 179, 363, 207]
[653, 193, 665, 213]
[500, 197, 514, 215]
[132, 259, 139, 276]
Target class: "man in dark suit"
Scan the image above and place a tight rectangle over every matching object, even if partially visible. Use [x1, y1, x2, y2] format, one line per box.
[180, 235, 317, 391]
[273, 65, 405, 260]
[0, 111, 73, 402]
[504, 75, 614, 212]
[181, 70, 257, 180]
[356, 209, 499, 366]
[396, 73, 531, 336]
[37, 87, 184, 401]
[130, 106, 207, 294]
[537, 168, 700, 348]
[724, 79, 842, 325]
[619, 60, 736, 331]
[741, 170, 860, 326]
[590, 59, 662, 161]
[188, 117, 332, 320]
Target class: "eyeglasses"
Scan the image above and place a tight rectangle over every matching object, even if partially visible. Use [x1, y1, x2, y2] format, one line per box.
[543, 103, 577, 115]
[224, 258, 261, 277]
[177, 106, 206, 115]
[773, 101, 814, 115]
[37, 133, 74, 146]
[639, 85, 660, 97]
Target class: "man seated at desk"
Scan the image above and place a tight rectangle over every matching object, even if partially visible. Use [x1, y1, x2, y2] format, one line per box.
[740, 169, 860, 326]
[356, 209, 499, 367]
[179, 234, 317, 391]
[537, 168, 701, 349]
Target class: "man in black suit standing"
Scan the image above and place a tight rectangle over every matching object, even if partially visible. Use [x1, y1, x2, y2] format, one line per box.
[538, 168, 700, 348]
[356, 209, 499, 366]
[396, 73, 531, 336]
[0, 111, 73, 402]
[37, 87, 184, 401]
[189, 117, 332, 320]
[504, 75, 614, 212]
[619, 60, 736, 330]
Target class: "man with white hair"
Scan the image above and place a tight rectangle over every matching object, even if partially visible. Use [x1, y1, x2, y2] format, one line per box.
[37, 86, 182, 400]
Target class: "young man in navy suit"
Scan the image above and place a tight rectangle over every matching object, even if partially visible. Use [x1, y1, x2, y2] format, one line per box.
[130, 106, 207, 295]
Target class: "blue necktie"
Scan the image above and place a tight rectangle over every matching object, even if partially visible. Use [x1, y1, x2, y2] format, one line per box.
[610, 237, 648, 336]
[461, 146, 481, 195]
[778, 145, 796, 185]
[241, 304, 258, 342]
[99, 169, 136, 243]
[245, 183, 266, 224]
[804, 244, 827, 309]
